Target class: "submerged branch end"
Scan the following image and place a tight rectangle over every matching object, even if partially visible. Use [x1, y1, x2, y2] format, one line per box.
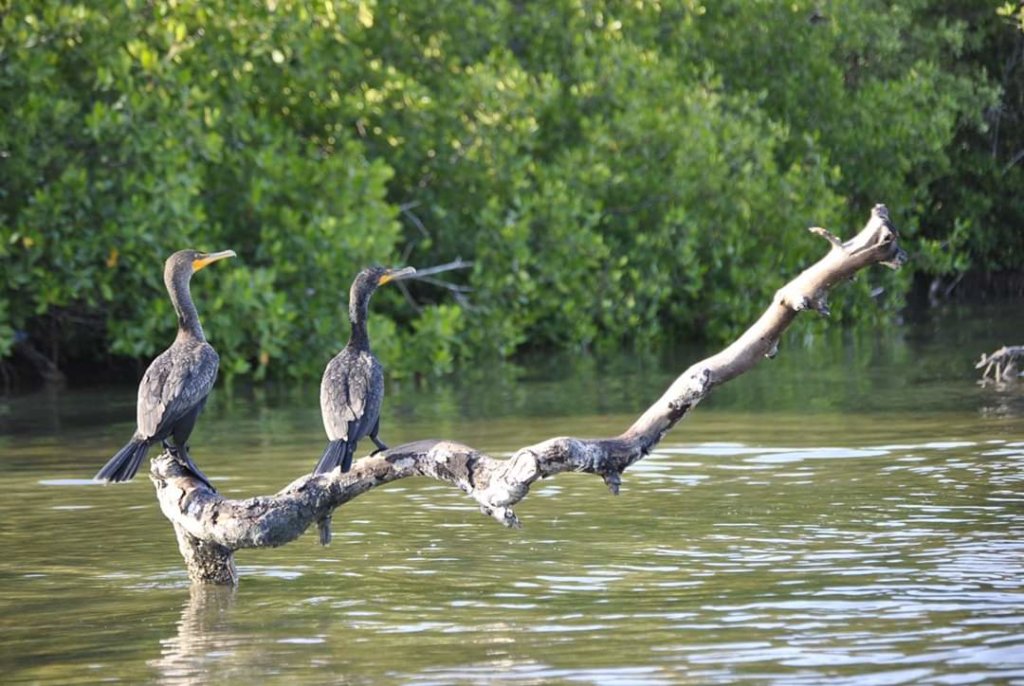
[976, 345, 1024, 384]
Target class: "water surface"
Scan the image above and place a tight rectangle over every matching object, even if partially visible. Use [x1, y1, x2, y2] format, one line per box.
[1, 302, 1022, 684]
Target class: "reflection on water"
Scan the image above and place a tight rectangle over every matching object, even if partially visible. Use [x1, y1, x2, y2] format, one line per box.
[154, 586, 238, 685]
[0, 301, 1022, 684]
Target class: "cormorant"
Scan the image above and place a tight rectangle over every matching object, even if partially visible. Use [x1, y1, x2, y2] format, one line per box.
[314, 265, 415, 475]
[95, 249, 235, 488]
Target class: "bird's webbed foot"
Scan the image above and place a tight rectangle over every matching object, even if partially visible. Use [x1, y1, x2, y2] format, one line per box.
[369, 436, 388, 455]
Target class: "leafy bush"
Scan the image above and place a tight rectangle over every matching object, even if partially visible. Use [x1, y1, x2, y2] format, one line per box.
[0, 0, 1013, 383]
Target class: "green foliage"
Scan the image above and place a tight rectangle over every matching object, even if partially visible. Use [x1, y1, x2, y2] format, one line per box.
[0, 0, 405, 379]
[919, 0, 1024, 275]
[0, 0, 1014, 383]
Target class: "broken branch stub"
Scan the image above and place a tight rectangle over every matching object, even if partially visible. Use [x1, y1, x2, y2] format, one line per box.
[148, 205, 908, 584]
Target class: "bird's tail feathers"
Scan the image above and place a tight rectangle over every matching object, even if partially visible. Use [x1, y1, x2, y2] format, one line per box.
[314, 439, 350, 475]
[95, 439, 150, 483]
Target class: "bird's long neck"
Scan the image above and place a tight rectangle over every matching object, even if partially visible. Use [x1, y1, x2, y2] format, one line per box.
[347, 290, 371, 350]
[168, 273, 205, 342]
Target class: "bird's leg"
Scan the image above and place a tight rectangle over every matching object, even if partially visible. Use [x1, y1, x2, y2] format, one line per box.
[174, 442, 216, 492]
[317, 516, 332, 546]
[369, 418, 388, 455]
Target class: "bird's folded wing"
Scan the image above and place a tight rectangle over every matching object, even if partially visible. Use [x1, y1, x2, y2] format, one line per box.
[320, 354, 372, 442]
[137, 345, 220, 438]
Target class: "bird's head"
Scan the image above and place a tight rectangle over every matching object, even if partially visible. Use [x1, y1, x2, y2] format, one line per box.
[351, 265, 416, 296]
[349, 265, 416, 320]
[165, 249, 237, 284]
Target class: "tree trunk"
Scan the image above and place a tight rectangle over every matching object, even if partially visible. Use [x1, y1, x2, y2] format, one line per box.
[148, 205, 908, 585]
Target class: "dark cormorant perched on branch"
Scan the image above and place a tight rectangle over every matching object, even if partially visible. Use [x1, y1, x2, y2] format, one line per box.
[314, 265, 415, 476]
[94, 249, 235, 488]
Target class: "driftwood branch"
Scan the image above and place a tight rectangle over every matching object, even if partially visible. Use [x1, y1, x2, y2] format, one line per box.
[150, 204, 907, 585]
[976, 345, 1024, 384]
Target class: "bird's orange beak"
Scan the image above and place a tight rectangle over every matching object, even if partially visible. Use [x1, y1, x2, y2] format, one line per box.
[193, 250, 236, 272]
[378, 266, 416, 285]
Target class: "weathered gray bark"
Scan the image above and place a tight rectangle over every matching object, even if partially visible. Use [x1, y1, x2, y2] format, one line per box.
[150, 204, 907, 585]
